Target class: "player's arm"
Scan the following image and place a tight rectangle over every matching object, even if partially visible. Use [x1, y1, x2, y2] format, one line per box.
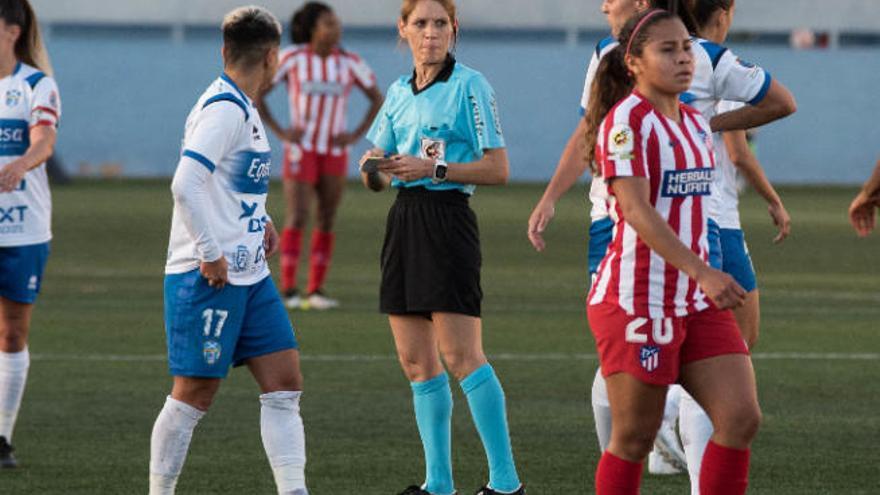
[334, 85, 384, 147]
[378, 147, 509, 186]
[722, 130, 790, 243]
[611, 177, 746, 309]
[710, 79, 796, 132]
[0, 125, 56, 192]
[849, 158, 880, 237]
[528, 118, 590, 251]
[256, 92, 301, 144]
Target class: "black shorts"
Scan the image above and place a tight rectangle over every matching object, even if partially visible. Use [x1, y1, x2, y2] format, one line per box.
[380, 187, 482, 318]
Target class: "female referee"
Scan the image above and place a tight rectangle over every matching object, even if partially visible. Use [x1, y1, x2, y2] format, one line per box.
[0, 0, 60, 469]
[585, 10, 759, 494]
[258, 1, 383, 310]
[359, 1, 524, 494]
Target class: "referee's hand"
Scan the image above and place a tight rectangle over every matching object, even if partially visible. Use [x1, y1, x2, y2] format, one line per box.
[201, 257, 229, 290]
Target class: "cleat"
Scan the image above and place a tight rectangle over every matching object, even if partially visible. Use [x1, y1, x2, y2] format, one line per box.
[305, 290, 339, 310]
[648, 451, 684, 475]
[0, 436, 17, 469]
[474, 485, 525, 495]
[651, 422, 687, 473]
[284, 289, 303, 310]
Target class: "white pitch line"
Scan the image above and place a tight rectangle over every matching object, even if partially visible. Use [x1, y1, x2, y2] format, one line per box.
[29, 352, 880, 362]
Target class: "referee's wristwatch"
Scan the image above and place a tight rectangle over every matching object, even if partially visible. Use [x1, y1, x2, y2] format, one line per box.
[432, 159, 448, 184]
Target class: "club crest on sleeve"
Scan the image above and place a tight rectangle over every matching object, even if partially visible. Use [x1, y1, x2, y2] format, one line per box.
[640, 345, 660, 372]
[608, 123, 634, 160]
[49, 91, 59, 109]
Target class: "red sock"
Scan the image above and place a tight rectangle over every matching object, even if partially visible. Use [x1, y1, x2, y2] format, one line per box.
[280, 228, 302, 292]
[595, 452, 642, 495]
[306, 230, 335, 294]
[699, 441, 750, 495]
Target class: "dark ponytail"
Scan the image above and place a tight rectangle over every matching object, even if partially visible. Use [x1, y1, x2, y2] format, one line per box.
[649, 0, 699, 35]
[583, 9, 679, 174]
[0, 0, 50, 75]
[290, 2, 333, 45]
[691, 0, 734, 31]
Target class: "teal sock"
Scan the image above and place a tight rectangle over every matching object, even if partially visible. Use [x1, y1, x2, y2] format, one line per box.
[411, 372, 454, 495]
[460, 364, 521, 493]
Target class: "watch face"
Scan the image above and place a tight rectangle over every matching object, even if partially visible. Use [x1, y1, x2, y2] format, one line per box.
[436, 164, 447, 179]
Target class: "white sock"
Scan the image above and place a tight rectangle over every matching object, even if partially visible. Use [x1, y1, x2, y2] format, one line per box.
[679, 390, 714, 495]
[591, 367, 612, 452]
[663, 385, 682, 425]
[260, 391, 307, 494]
[0, 349, 30, 441]
[149, 396, 205, 495]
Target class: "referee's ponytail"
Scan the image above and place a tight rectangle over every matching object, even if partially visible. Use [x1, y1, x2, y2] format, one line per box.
[0, 0, 52, 76]
[583, 9, 678, 175]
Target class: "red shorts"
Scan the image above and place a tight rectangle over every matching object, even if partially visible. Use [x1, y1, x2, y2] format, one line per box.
[587, 302, 749, 386]
[282, 144, 348, 184]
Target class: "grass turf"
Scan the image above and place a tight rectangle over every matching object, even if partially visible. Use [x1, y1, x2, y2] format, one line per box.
[2, 180, 878, 494]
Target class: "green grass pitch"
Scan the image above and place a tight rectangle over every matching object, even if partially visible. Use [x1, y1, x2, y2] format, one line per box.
[2, 180, 878, 493]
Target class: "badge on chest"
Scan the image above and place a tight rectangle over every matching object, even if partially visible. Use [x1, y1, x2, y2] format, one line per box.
[420, 137, 446, 161]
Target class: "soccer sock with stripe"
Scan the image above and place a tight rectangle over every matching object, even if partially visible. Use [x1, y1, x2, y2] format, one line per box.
[411, 372, 455, 495]
[460, 364, 521, 493]
[699, 441, 750, 495]
[306, 230, 334, 294]
[260, 391, 308, 494]
[0, 348, 29, 441]
[280, 228, 303, 292]
[149, 396, 205, 495]
[596, 451, 642, 495]
[680, 390, 715, 494]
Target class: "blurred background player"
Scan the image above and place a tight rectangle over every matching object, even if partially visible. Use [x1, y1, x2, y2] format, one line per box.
[258, 1, 383, 310]
[584, 10, 760, 494]
[0, 0, 61, 468]
[849, 158, 880, 237]
[149, 7, 308, 495]
[360, 1, 524, 493]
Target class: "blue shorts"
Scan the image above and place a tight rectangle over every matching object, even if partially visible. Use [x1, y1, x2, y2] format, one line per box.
[707, 219, 757, 292]
[588, 217, 615, 277]
[0, 242, 50, 304]
[164, 270, 299, 378]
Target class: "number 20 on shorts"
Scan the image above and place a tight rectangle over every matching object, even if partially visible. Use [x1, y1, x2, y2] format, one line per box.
[625, 317, 674, 345]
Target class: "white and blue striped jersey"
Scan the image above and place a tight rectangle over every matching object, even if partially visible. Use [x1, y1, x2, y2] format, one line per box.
[165, 74, 273, 285]
[0, 62, 61, 247]
[708, 100, 746, 229]
[586, 37, 772, 223]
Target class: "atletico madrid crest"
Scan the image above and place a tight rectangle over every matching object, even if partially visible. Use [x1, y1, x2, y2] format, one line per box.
[640, 345, 660, 373]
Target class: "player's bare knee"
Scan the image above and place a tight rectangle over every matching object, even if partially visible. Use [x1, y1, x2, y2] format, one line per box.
[291, 211, 309, 230]
[397, 355, 439, 382]
[444, 353, 486, 381]
[612, 429, 657, 461]
[717, 403, 762, 444]
[0, 328, 27, 352]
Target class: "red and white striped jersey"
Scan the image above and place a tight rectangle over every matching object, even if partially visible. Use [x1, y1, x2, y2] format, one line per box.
[273, 44, 376, 156]
[589, 92, 715, 319]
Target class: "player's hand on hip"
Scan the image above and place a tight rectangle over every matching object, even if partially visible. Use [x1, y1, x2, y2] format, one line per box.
[0, 161, 27, 192]
[768, 201, 791, 244]
[282, 127, 304, 144]
[527, 200, 556, 252]
[379, 155, 432, 182]
[696, 266, 746, 310]
[200, 257, 229, 289]
[848, 191, 878, 238]
[263, 222, 280, 258]
[331, 132, 357, 147]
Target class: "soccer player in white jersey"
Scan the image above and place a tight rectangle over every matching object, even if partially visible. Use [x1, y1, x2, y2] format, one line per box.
[527, 0, 796, 483]
[149, 8, 308, 495]
[258, 2, 383, 310]
[0, 0, 60, 469]
[584, 10, 760, 493]
[850, 159, 880, 237]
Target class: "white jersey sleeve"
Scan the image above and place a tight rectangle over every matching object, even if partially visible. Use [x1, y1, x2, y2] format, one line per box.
[30, 77, 61, 128]
[580, 36, 619, 115]
[711, 44, 772, 105]
[181, 102, 244, 173]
